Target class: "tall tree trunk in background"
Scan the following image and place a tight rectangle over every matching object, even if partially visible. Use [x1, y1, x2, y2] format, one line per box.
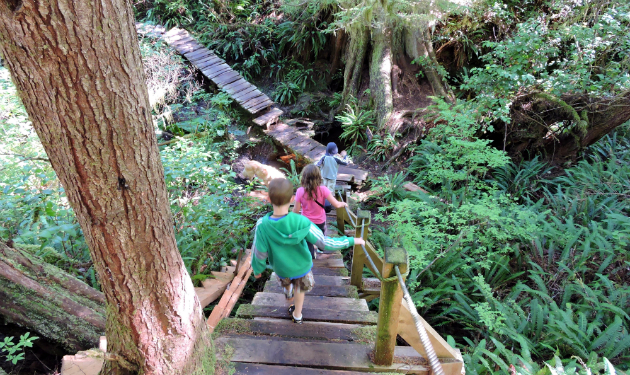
[342, 28, 369, 103]
[369, 21, 394, 129]
[0, 1, 213, 374]
[405, 29, 454, 102]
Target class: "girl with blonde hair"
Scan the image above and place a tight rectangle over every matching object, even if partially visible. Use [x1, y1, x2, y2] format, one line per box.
[293, 164, 347, 259]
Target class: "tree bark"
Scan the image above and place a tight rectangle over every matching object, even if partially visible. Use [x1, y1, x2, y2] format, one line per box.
[370, 27, 394, 129]
[342, 28, 369, 103]
[507, 91, 630, 163]
[329, 29, 346, 81]
[405, 29, 454, 102]
[0, 1, 213, 374]
[0, 242, 105, 352]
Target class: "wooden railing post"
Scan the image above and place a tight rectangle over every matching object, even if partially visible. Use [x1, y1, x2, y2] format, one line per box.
[373, 247, 408, 366]
[350, 209, 370, 289]
[336, 190, 346, 234]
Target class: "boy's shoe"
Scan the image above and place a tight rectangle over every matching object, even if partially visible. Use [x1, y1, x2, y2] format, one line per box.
[292, 314, 303, 324]
[288, 304, 295, 314]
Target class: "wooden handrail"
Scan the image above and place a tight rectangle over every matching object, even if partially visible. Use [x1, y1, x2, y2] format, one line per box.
[334, 190, 464, 374]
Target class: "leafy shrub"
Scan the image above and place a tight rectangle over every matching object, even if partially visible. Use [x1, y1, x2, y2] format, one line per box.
[367, 133, 396, 162]
[492, 156, 552, 201]
[371, 172, 409, 203]
[0, 333, 38, 365]
[336, 102, 375, 155]
[272, 81, 302, 105]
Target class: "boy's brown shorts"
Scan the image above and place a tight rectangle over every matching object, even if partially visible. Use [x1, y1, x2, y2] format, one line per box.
[279, 271, 315, 293]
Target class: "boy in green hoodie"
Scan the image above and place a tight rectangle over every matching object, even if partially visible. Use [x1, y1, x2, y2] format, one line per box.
[253, 178, 364, 324]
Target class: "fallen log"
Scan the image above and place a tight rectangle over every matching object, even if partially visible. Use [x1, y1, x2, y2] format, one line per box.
[0, 241, 105, 352]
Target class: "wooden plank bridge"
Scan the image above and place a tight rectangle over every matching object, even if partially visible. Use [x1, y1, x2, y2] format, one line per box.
[137, 23, 369, 184]
[136, 23, 283, 125]
[265, 122, 370, 185]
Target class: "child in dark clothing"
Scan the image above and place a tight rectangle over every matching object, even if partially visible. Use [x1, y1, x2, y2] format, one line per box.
[252, 178, 364, 324]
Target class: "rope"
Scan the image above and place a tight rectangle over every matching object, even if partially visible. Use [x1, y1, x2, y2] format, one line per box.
[395, 266, 445, 375]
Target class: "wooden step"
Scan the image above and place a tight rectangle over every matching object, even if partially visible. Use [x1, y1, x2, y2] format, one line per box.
[313, 258, 345, 268]
[252, 292, 368, 311]
[270, 273, 350, 286]
[253, 108, 283, 127]
[216, 337, 428, 373]
[263, 282, 358, 298]
[312, 267, 348, 276]
[216, 318, 374, 343]
[233, 363, 384, 375]
[236, 305, 377, 325]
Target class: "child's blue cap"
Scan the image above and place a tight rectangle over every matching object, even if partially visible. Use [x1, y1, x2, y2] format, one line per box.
[326, 142, 338, 156]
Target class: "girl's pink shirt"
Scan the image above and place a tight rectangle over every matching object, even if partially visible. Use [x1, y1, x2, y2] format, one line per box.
[295, 185, 330, 225]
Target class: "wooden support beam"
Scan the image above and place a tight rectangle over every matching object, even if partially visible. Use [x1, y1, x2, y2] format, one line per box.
[397, 302, 460, 360]
[373, 247, 408, 366]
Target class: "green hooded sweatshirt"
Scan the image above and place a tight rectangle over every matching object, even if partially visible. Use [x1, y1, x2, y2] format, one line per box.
[252, 212, 355, 278]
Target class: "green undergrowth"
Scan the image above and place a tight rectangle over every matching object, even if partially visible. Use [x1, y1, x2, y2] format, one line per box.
[369, 105, 630, 373]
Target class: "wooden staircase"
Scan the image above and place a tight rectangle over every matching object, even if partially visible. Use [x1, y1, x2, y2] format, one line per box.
[213, 223, 430, 374]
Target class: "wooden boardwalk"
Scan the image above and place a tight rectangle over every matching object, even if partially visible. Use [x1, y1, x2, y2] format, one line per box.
[136, 23, 282, 125]
[213, 224, 429, 374]
[265, 123, 369, 184]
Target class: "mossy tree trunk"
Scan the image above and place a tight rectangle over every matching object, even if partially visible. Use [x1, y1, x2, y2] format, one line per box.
[369, 24, 394, 131]
[0, 1, 213, 374]
[508, 91, 630, 163]
[341, 23, 453, 129]
[0, 242, 105, 352]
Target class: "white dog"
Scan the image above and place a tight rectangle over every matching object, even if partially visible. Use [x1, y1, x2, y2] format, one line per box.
[241, 160, 285, 186]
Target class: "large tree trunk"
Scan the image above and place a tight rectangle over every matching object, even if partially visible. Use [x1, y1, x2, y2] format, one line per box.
[0, 242, 105, 352]
[369, 26, 394, 129]
[0, 1, 212, 374]
[342, 28, 369, 103]
[405, 28, 454, 102]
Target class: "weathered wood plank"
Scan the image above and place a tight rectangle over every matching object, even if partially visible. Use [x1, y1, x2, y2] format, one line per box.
[242, 95, 272, 110]
[232, 363, 385, 375]
[236, 304, 378, 325]
[313, 258, 345, 268]
[263, 283, 358, 298]
[216, 337, 428, 373]
[304, 147, 327, 161]
[175, 41, 204, 54]
[268, 273, 349, 286]
[217, 318, 369, 343]
[311, 267, 348, 276]
[184, 47, 211, 60]
[214, 72, 243, 87]
[229, 86, 258, 101]
[193, 55, 221, 67]
[248, 100, 275, 114]
[223, 79, 252, 95]
[233, 90, 264, 103]
[203, 64, 232, 78]
[251, 292, 368, 311]
[253, 108, 284, 126]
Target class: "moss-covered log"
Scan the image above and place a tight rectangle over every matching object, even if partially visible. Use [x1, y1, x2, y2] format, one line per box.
[507, 90, 630, 162]
[0, 241, 105, 352]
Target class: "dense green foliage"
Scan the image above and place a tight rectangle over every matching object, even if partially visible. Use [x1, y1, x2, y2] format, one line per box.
[372, 107, 630, 372]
